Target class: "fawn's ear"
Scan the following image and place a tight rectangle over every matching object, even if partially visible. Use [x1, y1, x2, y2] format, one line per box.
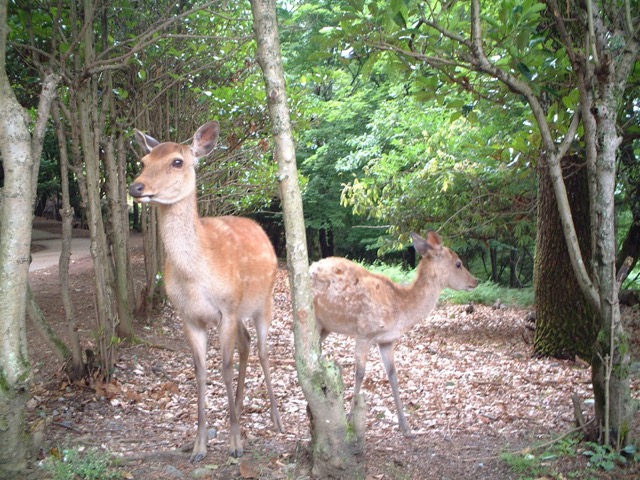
[134, 129, 160, 155]
[411, 231, 443, 256]
[191, 121, 220, 159]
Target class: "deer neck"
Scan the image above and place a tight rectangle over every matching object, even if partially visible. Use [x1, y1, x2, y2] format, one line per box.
[399, 260, 444, 327]
[157, 193, 203, 273]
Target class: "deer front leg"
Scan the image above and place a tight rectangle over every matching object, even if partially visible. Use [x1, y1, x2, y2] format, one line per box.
[184, 323, 210, 463]
[349, 338, 370, 421]
[253, 303, 284, 433]
[219, 317, 243, 457]
[378, 341, 413, 437]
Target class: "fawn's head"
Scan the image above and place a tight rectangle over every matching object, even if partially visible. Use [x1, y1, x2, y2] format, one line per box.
[129, 121, 220, 205]
[412, 231, 478, 291]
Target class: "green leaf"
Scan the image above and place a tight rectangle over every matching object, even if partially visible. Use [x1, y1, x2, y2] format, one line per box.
[516, 62, 533, 81]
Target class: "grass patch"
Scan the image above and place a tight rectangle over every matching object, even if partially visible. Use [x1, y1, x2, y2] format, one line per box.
[41, 446, 121, 480]
[362, 262, 534, 307]
[440, 281, 534, 307]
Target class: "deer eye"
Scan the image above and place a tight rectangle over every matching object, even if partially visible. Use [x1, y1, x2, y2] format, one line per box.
[171, 158, 183, 168]
[456, 260, 462, 269]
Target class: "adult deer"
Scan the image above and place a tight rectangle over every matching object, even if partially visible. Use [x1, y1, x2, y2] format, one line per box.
[311, 231, 478, 436]
[129, 121, 283, 461]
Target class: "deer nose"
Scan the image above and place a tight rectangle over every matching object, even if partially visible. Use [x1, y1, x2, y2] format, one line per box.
[129, 182, 145, 198]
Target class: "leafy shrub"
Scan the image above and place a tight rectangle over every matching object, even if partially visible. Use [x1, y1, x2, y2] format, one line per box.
[583, 443, 639, 471]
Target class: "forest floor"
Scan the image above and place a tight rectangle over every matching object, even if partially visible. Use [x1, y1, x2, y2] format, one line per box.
[25, 217, 640, 480]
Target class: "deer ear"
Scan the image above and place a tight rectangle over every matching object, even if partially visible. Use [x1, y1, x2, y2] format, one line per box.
[191, 121, 220, 158]
[411, 231, 443, 256]
[134, 129, 160, 154]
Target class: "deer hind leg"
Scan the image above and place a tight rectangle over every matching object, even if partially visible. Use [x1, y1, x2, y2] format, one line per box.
[253, 299, 284, 433]
[349, 337, 371, 421]
[183, 322, 210, 463]
[378, 341, 413, 437]
[234, 320, 250, 419]
[219, 316, 243, 457]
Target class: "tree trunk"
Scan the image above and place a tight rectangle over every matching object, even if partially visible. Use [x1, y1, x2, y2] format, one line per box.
[0, 1, 59, 473]
[0, 63, 33, 480]
[73, 0, 118, 377]
[26, 283, 71, 363]
[489, 245, 498, 283]
[251, 1, 363, 477]
[318, 228, 334, 258]
[53, 100, 85, 379]
[587, 65, 632, 446]
[139, 205, 163, 315]
[509, 248, 518, 288]
[76, 76, 118, 377]
[534, 155, 596, 359]
[104, 135, 134, 341]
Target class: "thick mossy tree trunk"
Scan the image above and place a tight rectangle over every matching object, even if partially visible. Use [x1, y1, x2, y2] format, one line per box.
[251, 1, 364, 477]
[0, 58, 34, 480]
[0, 2, 59, 475]
[534, 155, 597, 359]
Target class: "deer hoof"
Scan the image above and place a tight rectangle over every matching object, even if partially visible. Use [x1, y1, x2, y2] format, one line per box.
[272, 411, 285, 433]
[229, 446, 244, 458]
[402, 429, 416, 439]
[190, 449, 207, 463]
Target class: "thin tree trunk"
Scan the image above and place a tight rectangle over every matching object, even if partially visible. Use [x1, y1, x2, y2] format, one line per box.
[73, 0, 118, 377]
[52, 100, 85, 379]
[26, 283, 71, 363]
[78, 78, 118, 377]
[104, 135, 134, 340]
[251, 1, 363, 477]
[139, 204, 162, 315]
[489, 246, 498, 283]
[587, 69, 632, 446]
[117, 131, 137, 312]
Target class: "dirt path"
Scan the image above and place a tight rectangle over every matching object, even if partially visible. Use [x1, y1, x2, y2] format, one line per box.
[25, 218, 640, 479]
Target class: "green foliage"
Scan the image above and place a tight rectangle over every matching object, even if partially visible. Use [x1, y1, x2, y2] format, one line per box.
[583, 443, 639, 471]
[440, 281, 534, 307]
[42, 447, 121, 480]
[501, 434, 640, 478]
[360, 261, 415, 284]
[362, 261, 534, 306]
[500, 434, 582, 478]
[339, 90, 537, 253]
[279, 1, 541, 264]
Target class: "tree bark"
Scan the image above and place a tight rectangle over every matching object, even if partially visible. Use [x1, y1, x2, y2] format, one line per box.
[72, 0, 119, 376]
[104, 134, 134, 341]
[251, 1, 363, 477]
[52, 100, 85, 379]
[585, 49, 632, 446]
[0, 1, 59, 474]
[534, 155, 596, 360]
[26, 283, 71, 363]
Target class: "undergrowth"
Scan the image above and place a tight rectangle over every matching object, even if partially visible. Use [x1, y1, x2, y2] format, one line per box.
[41, 446, 121, 480]
[500, 433, 639, 479]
